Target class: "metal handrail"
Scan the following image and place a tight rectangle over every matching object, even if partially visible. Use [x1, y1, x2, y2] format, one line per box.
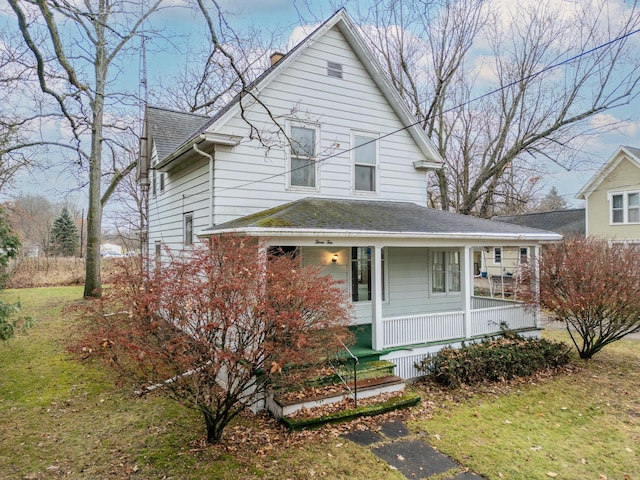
[328, 339, 359, 408]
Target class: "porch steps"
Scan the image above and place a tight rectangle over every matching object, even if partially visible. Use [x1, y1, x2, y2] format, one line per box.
[267, 359, 418, 428]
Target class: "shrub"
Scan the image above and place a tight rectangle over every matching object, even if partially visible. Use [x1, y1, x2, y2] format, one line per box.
[417, 332, 571, 387]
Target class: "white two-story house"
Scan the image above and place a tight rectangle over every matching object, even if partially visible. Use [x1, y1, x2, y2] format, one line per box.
[138, 9, 561, 378]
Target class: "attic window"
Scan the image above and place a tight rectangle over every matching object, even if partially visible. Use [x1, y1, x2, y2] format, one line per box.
[327, 61, 343, 79]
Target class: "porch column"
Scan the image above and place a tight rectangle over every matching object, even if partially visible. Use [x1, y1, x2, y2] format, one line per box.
[463, 246, 473, 339]
[532, 244, 541, 328]
[371, 245, 384, 351]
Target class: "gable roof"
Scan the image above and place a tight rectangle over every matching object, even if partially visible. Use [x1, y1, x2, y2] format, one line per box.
[576, 145, 640, 199]
[199, 198, 562, 242]
[153, 9, 443, 170]
[492, 209, 585, 236]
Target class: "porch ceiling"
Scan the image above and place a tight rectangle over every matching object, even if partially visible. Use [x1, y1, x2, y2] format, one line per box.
[198, 198, 562, 243]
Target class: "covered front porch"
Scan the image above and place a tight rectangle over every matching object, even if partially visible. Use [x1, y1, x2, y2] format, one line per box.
[351, 295, 537, 355]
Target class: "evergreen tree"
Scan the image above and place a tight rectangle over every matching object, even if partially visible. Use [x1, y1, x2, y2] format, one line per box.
[535, 186, 568, 212]
[49, 207, 79, 257]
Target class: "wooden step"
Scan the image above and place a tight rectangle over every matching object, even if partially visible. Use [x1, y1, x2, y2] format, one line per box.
[267, 375, 406, 419]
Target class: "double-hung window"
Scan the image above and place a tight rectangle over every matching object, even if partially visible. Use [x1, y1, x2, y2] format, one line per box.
[611, 192, 640, 224]
[351, 247, 385, 302]
[290, 125, 317, 188]
[353, 133, 378, 192]
[432, 250, 461, 294]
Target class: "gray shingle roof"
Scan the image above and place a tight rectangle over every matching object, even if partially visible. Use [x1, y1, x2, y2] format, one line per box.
[147, 106, 210, 162]
[492, 209, 585, 236]
[202, 198, 561, 239]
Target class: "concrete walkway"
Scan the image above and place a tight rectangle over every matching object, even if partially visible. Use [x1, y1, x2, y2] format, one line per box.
[342, 420, 486, 479]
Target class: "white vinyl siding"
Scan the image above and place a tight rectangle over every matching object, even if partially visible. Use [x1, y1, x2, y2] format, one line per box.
[205, 26, 430, 225]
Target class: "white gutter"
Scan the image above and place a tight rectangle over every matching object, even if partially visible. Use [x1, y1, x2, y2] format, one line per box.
[157, 132, 242, 171]
[192, 143, 215, 226]
[196, 226, 562, 242]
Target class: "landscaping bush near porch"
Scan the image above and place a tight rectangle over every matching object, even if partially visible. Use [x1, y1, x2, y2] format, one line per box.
[417, 333, 571, 387]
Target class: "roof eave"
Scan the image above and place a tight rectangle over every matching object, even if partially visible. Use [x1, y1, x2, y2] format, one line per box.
[156, 132, 242, 171]
[197, 226, 562, 242]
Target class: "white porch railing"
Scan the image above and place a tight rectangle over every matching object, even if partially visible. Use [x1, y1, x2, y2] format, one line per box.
[382, 311, 464, 349]
[381, 297, 536, 349]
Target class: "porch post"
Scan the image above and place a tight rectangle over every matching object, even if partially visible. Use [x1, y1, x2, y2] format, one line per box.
[532, 244, 541, 329]
[463, 246, 473, 339]
[371, 245, 384, 351]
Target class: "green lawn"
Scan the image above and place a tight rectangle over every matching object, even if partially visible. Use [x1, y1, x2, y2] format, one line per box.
[1, 286, 639, 479]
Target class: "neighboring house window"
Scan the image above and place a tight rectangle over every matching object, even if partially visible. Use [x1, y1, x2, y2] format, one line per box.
[432, 251, 461, 294]
[520, 247, 528, 263]
[184, 212, 193, 246]
[353, 133, 378, 192]
[611, 191, 640, 224]
[154, 240, 161, 268]
[351, 247, 385, 302]
[159, 172, 165, 193]
[290, 125, 317, 188]
[494, 247, 502, 263]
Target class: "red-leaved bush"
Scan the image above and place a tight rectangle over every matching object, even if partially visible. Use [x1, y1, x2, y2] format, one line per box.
[523, 237, 640, 359]
[80, 236, 353, 443]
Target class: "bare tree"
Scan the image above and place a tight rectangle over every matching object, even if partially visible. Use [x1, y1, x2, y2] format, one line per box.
[6, 0, 165, 296]
[358, 0, 640, 217]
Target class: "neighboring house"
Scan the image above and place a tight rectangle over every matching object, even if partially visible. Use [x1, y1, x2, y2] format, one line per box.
[577, 145, 640, 243]
[485, 208, 585, 276]
[137, 10, 561, 379]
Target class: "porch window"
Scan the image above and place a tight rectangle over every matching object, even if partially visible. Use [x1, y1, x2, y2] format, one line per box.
[290, 125, 317, 188]
[520, 247, 528, 263]
[432, 251, 461, 294]
[351, 247, 385, 302]
[432, 251, 446, 293]
[448, 251, 461, 292]
[494, 247, 502, 263]
[353, 133, 377, 192]
[611, 191, 640, 224]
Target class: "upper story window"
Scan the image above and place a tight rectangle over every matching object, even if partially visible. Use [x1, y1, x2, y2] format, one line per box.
[290, 125, 318, 189]
[152, 168, 157, 196]
[611, 191, 640, 224]
[353, 133, 378, 193]
[159, 172, 165, 193]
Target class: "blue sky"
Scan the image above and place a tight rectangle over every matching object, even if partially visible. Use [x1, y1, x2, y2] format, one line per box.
[7, 0, 640, 213]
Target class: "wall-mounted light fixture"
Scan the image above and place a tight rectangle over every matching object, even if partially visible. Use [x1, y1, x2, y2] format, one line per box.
[332, 253, 339, 263]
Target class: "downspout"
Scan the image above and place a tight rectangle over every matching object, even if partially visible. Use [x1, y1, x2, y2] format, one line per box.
[192, 143, 215, 226]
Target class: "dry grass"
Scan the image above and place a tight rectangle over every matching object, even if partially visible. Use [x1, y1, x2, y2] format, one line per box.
[6, 256, 123, 289]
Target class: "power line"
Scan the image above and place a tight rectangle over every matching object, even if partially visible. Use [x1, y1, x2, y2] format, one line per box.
[213, 25, 640, 193]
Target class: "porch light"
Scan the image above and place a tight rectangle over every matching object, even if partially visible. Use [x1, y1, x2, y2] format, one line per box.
[332, 253, 339, 263]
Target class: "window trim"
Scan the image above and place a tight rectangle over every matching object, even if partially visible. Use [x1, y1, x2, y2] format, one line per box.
[287, 122, 320, 191]
[351, 131, 379, 194]
[609, 190, 640, 225]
